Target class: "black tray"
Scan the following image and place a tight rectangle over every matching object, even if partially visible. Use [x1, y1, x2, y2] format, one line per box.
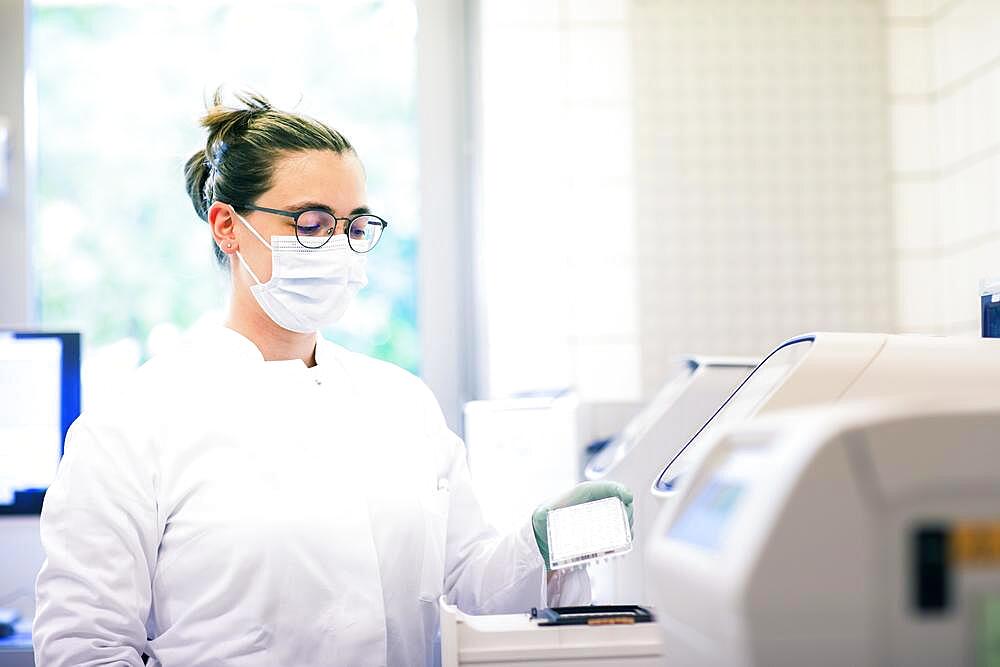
[530, 604, 655, 626]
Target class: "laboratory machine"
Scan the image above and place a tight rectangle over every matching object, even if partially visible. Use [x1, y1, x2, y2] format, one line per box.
[652, 332, 1000, 504]
[584, 356, 756, 604]
[439, 596, 664, 666]
[646, 399, 1000, 667]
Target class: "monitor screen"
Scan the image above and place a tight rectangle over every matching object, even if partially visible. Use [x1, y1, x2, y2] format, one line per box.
[0, 331, 81, 515]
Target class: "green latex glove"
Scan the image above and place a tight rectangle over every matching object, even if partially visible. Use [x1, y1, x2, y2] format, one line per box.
[531, 480, 635, 570]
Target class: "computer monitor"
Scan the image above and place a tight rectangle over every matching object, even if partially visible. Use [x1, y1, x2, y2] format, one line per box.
[0, 331, 81, 515]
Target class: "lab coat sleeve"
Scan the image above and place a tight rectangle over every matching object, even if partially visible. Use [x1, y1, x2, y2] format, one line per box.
[440, 431, 591, 613]
[33, 416, 159, 667]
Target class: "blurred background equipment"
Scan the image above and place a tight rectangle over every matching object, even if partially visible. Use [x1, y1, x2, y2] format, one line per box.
[981, 278, 1000, 338]
[463, 393, 580, 536]
[0, 330, 79, 663]
[584, 356, 756, 605]
[0, 330, 79, 515]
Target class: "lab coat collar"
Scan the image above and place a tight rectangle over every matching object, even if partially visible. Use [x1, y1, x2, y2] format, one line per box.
[312, 334, 339, 368]
[208, 325, 343, 373]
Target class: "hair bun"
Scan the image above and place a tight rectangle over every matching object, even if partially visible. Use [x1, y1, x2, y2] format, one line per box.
[200, 87, 273, 150]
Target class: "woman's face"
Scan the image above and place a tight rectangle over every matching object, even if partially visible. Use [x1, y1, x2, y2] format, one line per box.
[229, 149, 368, 284]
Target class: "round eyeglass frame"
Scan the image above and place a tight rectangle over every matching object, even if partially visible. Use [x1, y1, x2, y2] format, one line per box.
[231, 203, 388, 253]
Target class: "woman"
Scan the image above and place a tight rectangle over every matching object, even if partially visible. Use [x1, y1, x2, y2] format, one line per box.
[33, 91, 632, 666]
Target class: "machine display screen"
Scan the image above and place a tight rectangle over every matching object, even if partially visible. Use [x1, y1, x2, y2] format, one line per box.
[667, 479, 745, 550]
[586, 360, 696, 476]
[654, 338, 812, 492]
[667, 447, 767, 551]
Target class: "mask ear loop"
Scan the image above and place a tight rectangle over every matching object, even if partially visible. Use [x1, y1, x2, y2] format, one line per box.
[233, 211, 272, 286]
[235, 251, 264, 286]
[235, 211, 273, 250]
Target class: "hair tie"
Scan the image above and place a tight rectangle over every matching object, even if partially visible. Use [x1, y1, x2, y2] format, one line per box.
[211, 141, 229, 169]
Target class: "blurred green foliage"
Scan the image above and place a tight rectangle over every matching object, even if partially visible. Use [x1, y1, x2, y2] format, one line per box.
[31, 0, 420, 373]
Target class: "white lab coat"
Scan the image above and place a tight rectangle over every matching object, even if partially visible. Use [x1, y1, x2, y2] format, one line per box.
[33, 326, 589, 666]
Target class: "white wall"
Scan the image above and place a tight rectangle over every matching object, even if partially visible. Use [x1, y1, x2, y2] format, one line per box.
[888, 0, 1000, 334]
[632, 0, 895, 396]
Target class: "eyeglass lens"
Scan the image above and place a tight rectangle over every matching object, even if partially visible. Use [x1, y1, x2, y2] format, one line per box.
[294, 210, 384, 251]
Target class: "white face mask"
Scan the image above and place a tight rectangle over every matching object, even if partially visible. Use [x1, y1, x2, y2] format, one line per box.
[234, 213, 368, 333]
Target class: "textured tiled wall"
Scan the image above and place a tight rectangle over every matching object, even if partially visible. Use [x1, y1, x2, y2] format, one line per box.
[632, 0, 895, 396]
[888, 0, 1000, 334]
[479, 0, 899, 403]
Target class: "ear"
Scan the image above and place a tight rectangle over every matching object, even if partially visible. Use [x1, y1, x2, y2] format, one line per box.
[208, 202, 238, 255]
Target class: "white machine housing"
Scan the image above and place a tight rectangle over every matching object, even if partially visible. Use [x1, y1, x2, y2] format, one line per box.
[646, 400, 1000, 667]
[652, 332, 1000, 500]
[584, 356, 756, 604]
[439, 597, 663, 667]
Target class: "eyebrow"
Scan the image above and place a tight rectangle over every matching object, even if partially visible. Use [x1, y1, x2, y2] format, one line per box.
[285, 200, 372, 216]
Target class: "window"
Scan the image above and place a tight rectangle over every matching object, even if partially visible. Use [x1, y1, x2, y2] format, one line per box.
[475, 0, 640, 401]
[30, 0, 420, 406]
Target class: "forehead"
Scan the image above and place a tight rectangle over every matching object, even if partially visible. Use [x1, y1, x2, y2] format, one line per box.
[267, 150, 366, 210]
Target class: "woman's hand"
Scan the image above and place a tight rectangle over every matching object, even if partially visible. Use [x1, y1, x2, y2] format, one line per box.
[531, 481, 634, 570]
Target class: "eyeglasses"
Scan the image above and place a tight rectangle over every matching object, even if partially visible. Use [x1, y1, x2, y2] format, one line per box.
[235, 203, 388, 252]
